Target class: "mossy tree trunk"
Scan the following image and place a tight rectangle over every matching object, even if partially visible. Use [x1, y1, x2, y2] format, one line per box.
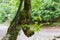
[23, 0, 34, 37]
[2, 0, 34, 40]
[24, 0, 31, 23]
[2, 0, 23, 40]
[19, 0, 32, 24]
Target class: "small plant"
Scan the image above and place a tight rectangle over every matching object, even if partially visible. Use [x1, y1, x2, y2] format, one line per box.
[20, 22, 43, 32]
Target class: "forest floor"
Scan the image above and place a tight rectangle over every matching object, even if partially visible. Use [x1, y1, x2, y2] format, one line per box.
[0, 21, 60, 40]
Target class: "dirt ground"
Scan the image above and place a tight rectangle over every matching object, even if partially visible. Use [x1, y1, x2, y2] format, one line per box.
[0, 21, 60, 40]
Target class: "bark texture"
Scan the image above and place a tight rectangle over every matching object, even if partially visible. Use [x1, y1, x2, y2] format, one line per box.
[2, 0, 34, 40]
[2, 0, 23, 40]
[19, 0, 32, 24]
[23, 0, 34, 37]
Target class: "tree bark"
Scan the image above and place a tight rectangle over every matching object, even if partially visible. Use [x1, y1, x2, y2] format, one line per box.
[23, 0, 34, 37]
[19, 0, 32, 24]
[2, 0, 23, 40]
[24, 0, 31, 20]
[2, 0, 34, 40]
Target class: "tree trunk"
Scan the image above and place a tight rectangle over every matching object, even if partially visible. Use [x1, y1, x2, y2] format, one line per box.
[19, 0, 32, 24]
[24, 0, 31, 22]
[23, 0, 34, 37]
[2, 0, 34, 40]
[2, 0, 23, 40]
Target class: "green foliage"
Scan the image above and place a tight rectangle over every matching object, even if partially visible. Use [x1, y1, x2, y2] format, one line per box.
[0, 0, 60, 23]
[0, 10, 7, 23]
[31, 0, 43, 22]
[0, 0, 2, 3]
[31, 0, 42, 10]
[9, 0, 20, 7]
[30, 22, 43, 32]
[31, 10, 42, 22]
[32, 0, 60, 22]
[0, 3, 17, 23]
[20, 22, 43, 32]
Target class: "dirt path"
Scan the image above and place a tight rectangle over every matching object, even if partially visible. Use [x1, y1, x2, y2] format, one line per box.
[0, 21, 60, 40]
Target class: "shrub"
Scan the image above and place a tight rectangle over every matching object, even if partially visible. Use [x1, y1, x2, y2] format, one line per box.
[0, 4, 17, 23]
[32, 0, 60, 22]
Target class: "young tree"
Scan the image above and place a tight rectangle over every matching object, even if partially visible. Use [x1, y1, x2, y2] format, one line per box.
[2, 0, 23, 40]
[2, 0, 34, 40]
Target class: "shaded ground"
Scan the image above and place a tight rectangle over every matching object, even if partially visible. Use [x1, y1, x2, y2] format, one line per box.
[0, 21, 60, 40]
